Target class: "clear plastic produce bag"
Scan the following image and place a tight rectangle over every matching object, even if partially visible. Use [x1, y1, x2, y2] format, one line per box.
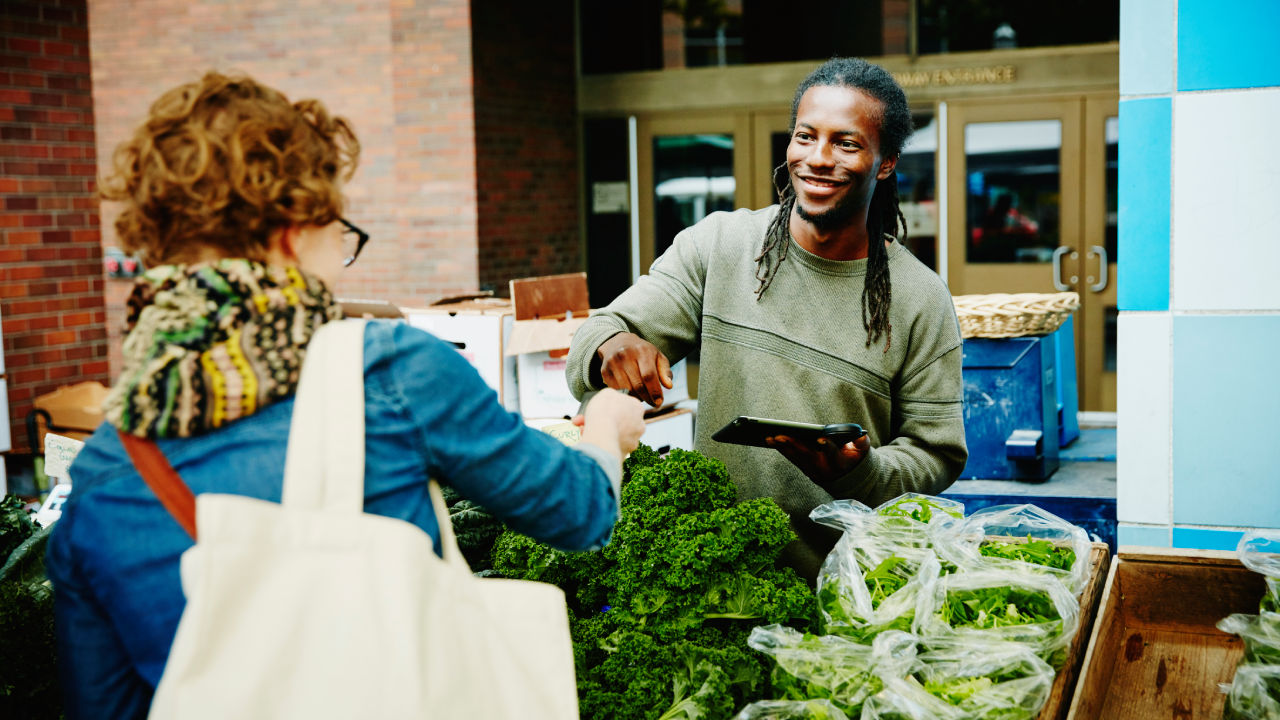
[911, 638, 1056, 720]
[1222, 663, 1280, 720]
[1219, 613, 1280, 666]
[859, 676, 967, 720]
[746, 626, 917, 717]
[949, 504, 1093, 595]
[871, 493, 966, 526]
[1239, 531, 1280, 614]
[915, 566, 1080, 663]
[813, 539, 941, 643]
[731, 699, 851, 720]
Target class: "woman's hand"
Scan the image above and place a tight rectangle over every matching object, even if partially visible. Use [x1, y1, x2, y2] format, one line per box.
[766, 433, 873, 486]
[577, 390, 647, 461]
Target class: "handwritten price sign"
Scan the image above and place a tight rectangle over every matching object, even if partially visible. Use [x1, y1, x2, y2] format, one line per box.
[44, 433, 86, 479]
[540, 421, 581, 446]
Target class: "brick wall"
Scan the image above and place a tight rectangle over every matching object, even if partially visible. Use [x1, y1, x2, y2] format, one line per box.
[0, 0, 106, 452]
[90, 0, 480, 379]
[471, 0, 580, 294]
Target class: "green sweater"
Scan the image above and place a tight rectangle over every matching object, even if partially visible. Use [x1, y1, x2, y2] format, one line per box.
[567, 206, 967, 581]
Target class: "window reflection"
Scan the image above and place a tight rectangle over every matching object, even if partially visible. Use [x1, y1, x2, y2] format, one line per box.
[654, 134, 735, 260]
[965, 120, 1062, 264]
[898, 114, 938, 270]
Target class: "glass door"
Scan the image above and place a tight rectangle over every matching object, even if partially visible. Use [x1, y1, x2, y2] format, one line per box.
[1082, 95, 1119, 411]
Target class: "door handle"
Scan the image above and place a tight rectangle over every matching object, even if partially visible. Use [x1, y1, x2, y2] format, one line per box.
[1052, 247, 1071, 291]
[1089, 245, 1108, 292]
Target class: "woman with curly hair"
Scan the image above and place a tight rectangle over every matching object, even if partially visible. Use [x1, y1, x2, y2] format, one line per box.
[46, 72, 646, 719]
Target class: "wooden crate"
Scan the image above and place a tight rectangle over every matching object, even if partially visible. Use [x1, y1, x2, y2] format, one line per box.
[1066, 547, 1268, 720]
[1036, 541, 1112, 720]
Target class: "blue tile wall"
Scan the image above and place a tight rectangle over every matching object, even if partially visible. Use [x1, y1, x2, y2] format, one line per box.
[1117, 98, 1171, 311]
[1179, 0, 1280, 91]
[1119, 524, 1170, 547]
[1173, 527, 1245, 552]
[1120, 0, 1173, 95]
[1172, 316, 1280, 528]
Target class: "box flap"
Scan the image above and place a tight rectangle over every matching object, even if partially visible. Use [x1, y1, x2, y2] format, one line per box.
[33, 381, 108, 432]
[402, 298, 513, 317]
[510, 272, 589, 321]
[506, 316, 590, 355]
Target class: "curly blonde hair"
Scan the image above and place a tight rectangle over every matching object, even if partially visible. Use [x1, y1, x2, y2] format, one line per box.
[103, 71, 360, 265]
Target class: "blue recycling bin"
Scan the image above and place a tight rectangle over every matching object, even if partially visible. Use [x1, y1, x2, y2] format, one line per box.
[960, 334, 1060, 481]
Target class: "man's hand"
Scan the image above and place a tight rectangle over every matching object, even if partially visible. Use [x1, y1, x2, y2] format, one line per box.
[766, 433, 873, 486]
[597, 332, 673, 407]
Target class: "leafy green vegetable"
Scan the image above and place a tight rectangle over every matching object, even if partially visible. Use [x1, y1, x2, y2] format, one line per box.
[0, 501, 60, 720]
[491, 446, 815, 720]
[1263, 578, 1279, 615]
[940, 586, 1061, 630]
[877, 497, 962, 525]
[862, 556, 908, 610]
[980, 536, 1077, 572]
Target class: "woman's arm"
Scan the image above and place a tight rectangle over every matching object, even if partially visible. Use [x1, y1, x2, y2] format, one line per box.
[47, 513, 155, 720]
[383, 322, 641, 552]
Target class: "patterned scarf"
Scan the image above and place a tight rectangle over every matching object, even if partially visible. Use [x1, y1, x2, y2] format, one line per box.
[104, 259, 341, 439]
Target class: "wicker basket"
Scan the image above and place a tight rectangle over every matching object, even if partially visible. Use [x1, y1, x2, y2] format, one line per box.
[952, 292, 1080, 339]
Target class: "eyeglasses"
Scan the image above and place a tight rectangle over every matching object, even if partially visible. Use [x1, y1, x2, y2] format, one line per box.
[339, 218, 369, 267]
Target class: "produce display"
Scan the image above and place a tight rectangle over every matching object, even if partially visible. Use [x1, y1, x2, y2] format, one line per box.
[735, 496, 1091, 720]
[0, 495, 59, 719]
[489, 446, 817, 720]
[1220, 530, 1280, 720]
[439, 484, 504, 573]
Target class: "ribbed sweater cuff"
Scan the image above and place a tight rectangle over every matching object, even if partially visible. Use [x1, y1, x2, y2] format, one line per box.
[570, 321, 627, 397]
[827, 448, 881, 501]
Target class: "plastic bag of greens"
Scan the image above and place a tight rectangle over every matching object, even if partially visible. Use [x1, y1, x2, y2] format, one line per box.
[915, 566, 1080, 664]
[746, 626, 917, 717]
[859, 677, 967, 720]
[730, 699, 851, 720]
[871, 493, 965, 526]
[1239, 531, 1280, 614]
[813, 538, 941, 643]
[1222, 663, 1280, 720]
[953, 504, 1093, 595]
[912, 639, 1055, 720]
[1219, 613, 1280, 666]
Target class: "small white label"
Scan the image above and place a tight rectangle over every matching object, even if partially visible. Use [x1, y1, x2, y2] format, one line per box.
[540, 421, 581, 446]
[44, 433, 85, 479]
[34, 482, 72, 527]
[592, 182, 630, 214]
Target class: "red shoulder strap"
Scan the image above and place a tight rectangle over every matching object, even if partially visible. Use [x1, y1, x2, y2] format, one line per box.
[119, 432, 198, 541]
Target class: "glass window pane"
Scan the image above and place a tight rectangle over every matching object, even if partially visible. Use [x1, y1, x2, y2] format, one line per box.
[654, 134, 735, 260]
[965, 119, 1062, 264]
[1105, 116, 1118, 263]
[898, 113, 939, 271]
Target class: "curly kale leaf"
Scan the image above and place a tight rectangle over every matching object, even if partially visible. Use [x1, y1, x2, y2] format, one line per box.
[0, 495, 39, 564]
[449, 499, 505, 572]
[618, 449, 735, 532]
[624, 443, 665, 484]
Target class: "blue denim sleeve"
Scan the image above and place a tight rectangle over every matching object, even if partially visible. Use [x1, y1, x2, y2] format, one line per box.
[380, 321, 619, 551]
[47, 510, 154, 720]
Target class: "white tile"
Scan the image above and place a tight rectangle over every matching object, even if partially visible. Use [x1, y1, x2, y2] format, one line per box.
[1173, 88, 1280, 310]
[1117, 313, 1171, 524]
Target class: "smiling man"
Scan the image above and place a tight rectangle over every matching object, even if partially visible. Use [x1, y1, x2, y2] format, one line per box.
[567, 58, 967, 581]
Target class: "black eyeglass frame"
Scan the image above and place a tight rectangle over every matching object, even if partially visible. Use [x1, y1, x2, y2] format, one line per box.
[339, 218, 370, 267]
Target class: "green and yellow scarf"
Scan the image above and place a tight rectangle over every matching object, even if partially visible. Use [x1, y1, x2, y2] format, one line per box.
[104, 259, 342, 439]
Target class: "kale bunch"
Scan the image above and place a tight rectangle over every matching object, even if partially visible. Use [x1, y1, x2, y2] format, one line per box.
[492, 446, 817, 720]
[439, 485, 505, 573]
[0, 498, 60, 720]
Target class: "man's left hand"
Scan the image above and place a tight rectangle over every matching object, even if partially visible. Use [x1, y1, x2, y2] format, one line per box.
[766, 433, 872, 486]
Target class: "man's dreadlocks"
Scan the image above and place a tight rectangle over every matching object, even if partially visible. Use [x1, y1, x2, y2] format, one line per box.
[755, 58, 914, 351]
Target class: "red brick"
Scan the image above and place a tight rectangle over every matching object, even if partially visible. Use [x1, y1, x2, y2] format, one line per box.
[6, 195, 38, 209]
[24, 23, 57, 39]
[49, 142, 82, 158]
[36, 161, 66, 175]
[0, 108, 14, 120]
[81, 360, 109, 375]
[8, 300, 42, 315]
[11, 72, 42, 88]
[33, 349, 62, 363]
[59, 25, 88, 42]
[4, 160, 38, 174]
[2, 318, 28, 334]
[0, 177, 18, 191]
[56, 212, 85, 226]
[7, 38, 41, 54]
[6, 230, 39, 244]
[77, 327, 104, 341]
[57, 248, 87, 262]
[48, 364, 77, 379]
[47, 110, 77, 124]
[66, 128, 91, 142]
[26, 281, 56, 295]
[0, 125, 33, 140]
[13, 368, 46, 384]
[0, 248, 20, 263]
[28, 91, 61, 107]
[11, 143, 49, 157]
[41, 229, 69, 242]
[26, 57, 58, 72]
[70, 228, 97, 242]
[33, 126, 64, 141]
[43, 41, 75, 57]
[46, 330, 75, 344]
[62, 59, 88, 75]
[64, 345, 90, 360]
[4, 4, 39, 20]
[61, 311, 90, 326]
[24, 246, 57, 261]
[45, 75, 76, 91]
[67, 162, 94, 176]
[76, 294, 103, 308]
[22, 213, 51, 226]
[29, 314, 58, 329]
[20, 179, 52, 192]
[12, 333, 42, 348]
[38, 195, 68, 209]
[63, 93, 90, 109]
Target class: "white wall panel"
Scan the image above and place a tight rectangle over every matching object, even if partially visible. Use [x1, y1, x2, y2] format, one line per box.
[1117, 313, 1171, 524]
[1173, 88, 1280, 310]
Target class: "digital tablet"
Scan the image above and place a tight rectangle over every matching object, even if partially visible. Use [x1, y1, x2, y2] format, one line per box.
[711, 416, 867, 449]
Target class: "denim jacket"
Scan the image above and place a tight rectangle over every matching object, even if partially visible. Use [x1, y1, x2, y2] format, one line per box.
[46, 320, 621, 720]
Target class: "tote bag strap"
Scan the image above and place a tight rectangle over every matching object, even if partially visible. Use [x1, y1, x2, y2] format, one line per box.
[120, 433, 198, 540]
[427, 480, 467, 568]
[282, 319, 368, 514]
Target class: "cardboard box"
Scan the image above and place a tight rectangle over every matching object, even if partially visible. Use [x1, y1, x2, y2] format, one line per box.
[31, 381, 107, 451]
[640, 406, 694, 455]
[403, 298, 519, 414]
[1066, 547, 1266, 720]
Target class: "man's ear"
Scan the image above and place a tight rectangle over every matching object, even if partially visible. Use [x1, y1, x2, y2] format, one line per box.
[876, 153, 899, 181]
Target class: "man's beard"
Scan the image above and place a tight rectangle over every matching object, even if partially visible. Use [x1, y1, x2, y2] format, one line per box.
[792, 180, 860, 232]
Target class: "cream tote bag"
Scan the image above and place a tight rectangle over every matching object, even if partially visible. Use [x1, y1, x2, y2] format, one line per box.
[138, 320, 579, 719]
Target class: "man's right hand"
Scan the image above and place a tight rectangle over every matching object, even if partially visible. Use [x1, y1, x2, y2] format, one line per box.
[597, 332, 674, 407]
